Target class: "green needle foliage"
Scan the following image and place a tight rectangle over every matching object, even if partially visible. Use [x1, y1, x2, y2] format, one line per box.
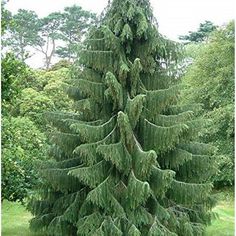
[28, 0, 216, 235]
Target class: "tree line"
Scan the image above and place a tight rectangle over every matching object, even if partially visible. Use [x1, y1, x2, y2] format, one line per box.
[2, 1, 97, 68]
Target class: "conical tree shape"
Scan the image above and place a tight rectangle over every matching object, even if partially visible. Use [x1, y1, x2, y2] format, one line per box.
[28, 0, 216, 235]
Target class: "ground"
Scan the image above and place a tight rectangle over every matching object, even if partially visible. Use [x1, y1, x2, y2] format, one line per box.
[206, 188, 234, 236]
[1, 188, 234, 236]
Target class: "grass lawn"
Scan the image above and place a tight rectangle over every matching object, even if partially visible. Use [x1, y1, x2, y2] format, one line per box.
[1, 189, 234, 236]
[206, 188, 234, 236]
[1, 200, 40, 236]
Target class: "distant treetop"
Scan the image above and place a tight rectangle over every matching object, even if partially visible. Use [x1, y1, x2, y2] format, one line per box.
[179, 20, 217, 43]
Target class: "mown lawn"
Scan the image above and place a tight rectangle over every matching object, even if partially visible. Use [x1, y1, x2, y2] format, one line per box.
[1, 189, 234, 236]
[206, 188, 234, 236]
[1, 200, 42, 236]
[2, 200, 32, 236]
[206, 203, 234, 236]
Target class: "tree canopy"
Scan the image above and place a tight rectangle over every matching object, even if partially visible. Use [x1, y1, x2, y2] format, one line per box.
[182, 21, 234, 186]
[3, 9, 41, 61]
[179, 21, 217, 43]
[2, 5, 97, 68]
[55, 5, 97, 61]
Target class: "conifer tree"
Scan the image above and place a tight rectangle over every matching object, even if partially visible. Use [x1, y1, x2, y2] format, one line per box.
[28, 0, 216, 235]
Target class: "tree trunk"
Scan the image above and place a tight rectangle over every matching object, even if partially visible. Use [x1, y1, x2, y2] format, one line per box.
[45, 39, 56, 69]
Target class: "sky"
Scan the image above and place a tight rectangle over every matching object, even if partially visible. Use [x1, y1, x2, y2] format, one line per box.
[6, 0, 235, 68]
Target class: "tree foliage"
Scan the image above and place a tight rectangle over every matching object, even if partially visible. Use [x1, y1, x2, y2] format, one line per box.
[1, 53, 33, 115]
[182, 21, 234, 186]
[49, 59, 72, 71]
[36, 12, 64, 69]
[15, 68, 72, 129]
[2, 116, 47, 202]
[179, 21, 217, 43]
[3, 9, 41, 61]
[1, 58, 72, 202]
[1, 0, 12, 35]
[55, 5, 96, 61]
[28, 0, 216, 235]
[2, 4, 97, 68]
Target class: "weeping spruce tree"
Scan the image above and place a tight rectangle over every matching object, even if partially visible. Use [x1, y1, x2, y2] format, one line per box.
[28, 0, 217, 235]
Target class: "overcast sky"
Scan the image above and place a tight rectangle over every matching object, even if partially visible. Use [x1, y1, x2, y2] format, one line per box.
[6, 0, 235, 68]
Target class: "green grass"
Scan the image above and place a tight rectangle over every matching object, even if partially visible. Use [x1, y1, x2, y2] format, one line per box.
[1, 189, 234, 236]
[206, 204, 234, 236]
[206, 188, 234, 236]
[1, 200, 41, 236]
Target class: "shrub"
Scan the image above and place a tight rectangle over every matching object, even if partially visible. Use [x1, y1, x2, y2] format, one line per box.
[2, 116, 47, 202]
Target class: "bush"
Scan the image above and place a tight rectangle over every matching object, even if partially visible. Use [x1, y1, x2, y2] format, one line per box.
[2, 116, 47, 202]
[1, 53, 33, 115]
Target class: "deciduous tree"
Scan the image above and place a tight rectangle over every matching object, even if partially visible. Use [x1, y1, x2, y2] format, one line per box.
[182, 21, 234, 186]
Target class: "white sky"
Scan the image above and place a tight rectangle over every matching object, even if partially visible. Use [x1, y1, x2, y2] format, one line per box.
[6, 0, 235, 68]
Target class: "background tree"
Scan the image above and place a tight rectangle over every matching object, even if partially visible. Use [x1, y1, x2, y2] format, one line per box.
[55, 5, 97, 61]
[35, 12, 63, 69]
[1, 0, 12, 35]
[3, 9, 41, 61]
[15, 68, 72, 127]
[49, 59, 72, 71]
[1, 53, 33, 115]
[1, 52, 44, 203]
[2, 3, 96, 68]
[182, 21, 234, 186]
[179, 20, 217, 43]
[1, 2, 95, 203]
[2, 116, 47, 203]
[28, 0, 216, 235]
[1, 53, 73, 203]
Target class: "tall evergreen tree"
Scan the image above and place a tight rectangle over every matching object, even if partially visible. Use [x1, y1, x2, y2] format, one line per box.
[28, 0, 216, 235]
